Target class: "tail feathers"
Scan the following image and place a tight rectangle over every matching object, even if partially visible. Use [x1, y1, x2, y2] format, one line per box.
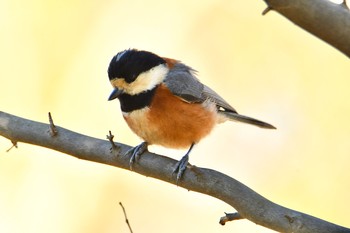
[222, 111, 276, 129]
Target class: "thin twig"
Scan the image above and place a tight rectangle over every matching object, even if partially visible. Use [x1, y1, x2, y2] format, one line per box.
[262, 6, 272, 15]
[119, 202, 133, 233]
[48, 112, 58, 136]
[107, 130, 117, 149]
[107, 130, 120, 154]
[6, 140, 18, 152]
[219, 212, 244, 225]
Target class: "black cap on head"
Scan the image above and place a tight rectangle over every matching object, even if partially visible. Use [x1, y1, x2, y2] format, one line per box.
[108, 49, 166, 83]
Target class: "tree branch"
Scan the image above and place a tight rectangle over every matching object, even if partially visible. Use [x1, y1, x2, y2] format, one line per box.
[0, 111, 349, 233]
[263, 0, 350, 58]
[119, 202, 134, 233]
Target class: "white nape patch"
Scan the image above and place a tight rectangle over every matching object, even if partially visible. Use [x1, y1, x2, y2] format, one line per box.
[125, 64, 168, 95]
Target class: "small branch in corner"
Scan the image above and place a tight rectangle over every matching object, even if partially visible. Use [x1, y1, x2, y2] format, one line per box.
[48, 112, 58, 137]
[219, 212, 244, 225]
[119, 202, 134, 233]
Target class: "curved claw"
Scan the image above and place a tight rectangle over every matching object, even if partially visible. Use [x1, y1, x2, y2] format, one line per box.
[173, 154, 189, 183]
[125, 142, 148, 170]
[172, 143, 195, 184]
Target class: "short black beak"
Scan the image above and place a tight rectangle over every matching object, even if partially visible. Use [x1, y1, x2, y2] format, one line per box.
[108, 88, 123, 101]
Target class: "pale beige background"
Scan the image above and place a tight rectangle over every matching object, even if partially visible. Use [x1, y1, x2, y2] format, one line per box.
[0, 0, 349, 232]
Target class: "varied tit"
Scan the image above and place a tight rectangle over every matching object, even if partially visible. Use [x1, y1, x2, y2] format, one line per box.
[107, 49, 275, 181]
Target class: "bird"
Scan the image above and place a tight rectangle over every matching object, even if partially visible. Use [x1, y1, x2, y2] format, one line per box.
[107, 49, 275, 182]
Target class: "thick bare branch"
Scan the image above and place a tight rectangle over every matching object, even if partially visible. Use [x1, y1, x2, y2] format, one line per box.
[263, 0, 350, 58]
[0, 111, 349, 233]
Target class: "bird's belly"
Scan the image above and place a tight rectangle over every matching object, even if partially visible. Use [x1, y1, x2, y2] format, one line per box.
[123, 89, 218, 149]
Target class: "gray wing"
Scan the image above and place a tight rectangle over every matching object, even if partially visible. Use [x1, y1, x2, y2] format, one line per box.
[202, 85, 237, 113]
[163, 62, 237, 113]
[164, 62, 276, 129]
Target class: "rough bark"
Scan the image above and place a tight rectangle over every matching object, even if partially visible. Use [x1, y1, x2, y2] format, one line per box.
[0, 111, 349, 233]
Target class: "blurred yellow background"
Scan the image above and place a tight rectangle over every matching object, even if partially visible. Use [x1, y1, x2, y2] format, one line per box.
[0, 0, 349, 232]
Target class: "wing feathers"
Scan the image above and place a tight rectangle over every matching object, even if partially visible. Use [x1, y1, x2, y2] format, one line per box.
[202, 85, 237, 113]
[163, 61, 275, 129]
[164, 62, 235, 112]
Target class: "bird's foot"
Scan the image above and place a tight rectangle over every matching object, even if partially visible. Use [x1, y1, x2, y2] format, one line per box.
[125, 142, 148, 170]
[173, 154, 189, 183]
[172, 143, 195, 184]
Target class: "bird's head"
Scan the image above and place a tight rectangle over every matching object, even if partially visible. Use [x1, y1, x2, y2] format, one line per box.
[107, 49, 168, 100]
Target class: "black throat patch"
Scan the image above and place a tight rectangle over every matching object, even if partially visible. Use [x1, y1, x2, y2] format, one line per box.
[118, 87, 158, 112]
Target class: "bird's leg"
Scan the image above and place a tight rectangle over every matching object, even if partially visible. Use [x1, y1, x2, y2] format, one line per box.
[125, 141, 148, 170]
[173, 143, 195, 183]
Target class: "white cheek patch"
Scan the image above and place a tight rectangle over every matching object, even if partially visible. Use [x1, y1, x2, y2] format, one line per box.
[126, 64, 169, 95]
